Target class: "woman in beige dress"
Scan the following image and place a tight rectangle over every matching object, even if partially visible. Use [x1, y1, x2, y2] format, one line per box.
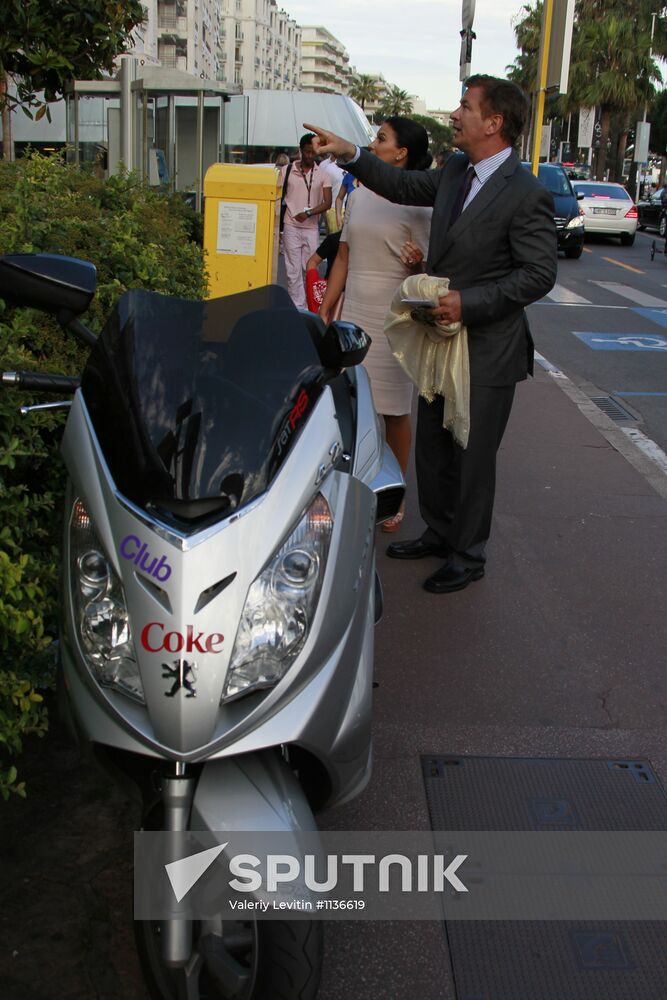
[319, 117, 432, 531]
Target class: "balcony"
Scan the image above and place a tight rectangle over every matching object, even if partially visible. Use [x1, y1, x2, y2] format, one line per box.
[157, 16, 188, 39]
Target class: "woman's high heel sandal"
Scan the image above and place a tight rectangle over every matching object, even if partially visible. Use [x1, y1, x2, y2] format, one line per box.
[381, 504, 405, 533]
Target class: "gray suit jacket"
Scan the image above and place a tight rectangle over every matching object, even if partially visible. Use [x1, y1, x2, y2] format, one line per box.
[345, 149, 557, 386]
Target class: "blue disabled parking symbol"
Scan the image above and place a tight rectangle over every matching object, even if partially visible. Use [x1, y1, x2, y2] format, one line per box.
[573, 331, 667, 351]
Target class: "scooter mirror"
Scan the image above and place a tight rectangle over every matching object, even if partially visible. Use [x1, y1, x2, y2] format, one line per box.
[0, 253, 97, 317]
[300, 311, 370, 371]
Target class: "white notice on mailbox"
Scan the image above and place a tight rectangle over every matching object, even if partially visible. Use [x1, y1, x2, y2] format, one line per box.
[217, 202, 257, 256]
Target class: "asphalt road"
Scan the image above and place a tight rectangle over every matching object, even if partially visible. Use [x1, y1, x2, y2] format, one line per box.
[532, 229, 667, 454]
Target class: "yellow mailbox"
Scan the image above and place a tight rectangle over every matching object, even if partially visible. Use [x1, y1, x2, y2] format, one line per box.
[203, 164, 281, 299]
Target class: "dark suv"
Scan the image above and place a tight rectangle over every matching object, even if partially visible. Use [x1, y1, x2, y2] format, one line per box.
[522, 162, 585, 259]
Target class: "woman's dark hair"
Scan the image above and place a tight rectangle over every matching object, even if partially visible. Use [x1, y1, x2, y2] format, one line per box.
[384, 116, 432, 170]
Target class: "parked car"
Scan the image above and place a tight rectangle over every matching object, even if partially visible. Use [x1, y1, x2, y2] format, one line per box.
[637, 187, 667, 236]
[522, 162, 585, 259]
[572, 181, 638, 245]
[557, 161, 592, 181]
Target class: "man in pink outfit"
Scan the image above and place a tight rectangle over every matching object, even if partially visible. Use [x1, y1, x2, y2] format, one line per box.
[281, 134, 332, 309]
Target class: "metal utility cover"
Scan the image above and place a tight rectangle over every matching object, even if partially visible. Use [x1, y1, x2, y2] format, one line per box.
[422, 755, 667, 1000]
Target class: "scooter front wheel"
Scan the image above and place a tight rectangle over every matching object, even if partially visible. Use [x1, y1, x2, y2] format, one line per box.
[135, 916, 323, 1000]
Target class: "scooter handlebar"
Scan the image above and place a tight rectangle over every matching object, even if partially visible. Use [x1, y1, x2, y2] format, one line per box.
[2, 371, 81, 392]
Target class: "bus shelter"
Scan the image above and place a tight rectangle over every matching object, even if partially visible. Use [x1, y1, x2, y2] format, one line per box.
[65, 58, 244, 210]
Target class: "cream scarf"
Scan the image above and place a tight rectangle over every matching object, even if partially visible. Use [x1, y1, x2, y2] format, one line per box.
[383, 274, 470, 448]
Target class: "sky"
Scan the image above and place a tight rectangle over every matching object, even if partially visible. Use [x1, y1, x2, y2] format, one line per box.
[281, 0, 526, 112]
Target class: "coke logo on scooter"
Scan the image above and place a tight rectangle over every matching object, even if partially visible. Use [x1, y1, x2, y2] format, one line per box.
[141, 622, 224, 654]
[120, 534, 172, 582]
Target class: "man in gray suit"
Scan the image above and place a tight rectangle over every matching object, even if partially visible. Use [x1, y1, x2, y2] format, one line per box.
[305, 75, 557, 593]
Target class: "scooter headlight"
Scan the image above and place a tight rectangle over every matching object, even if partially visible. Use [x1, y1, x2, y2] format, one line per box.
[69, 499, 144, 704]
[223, 494, 333, 702]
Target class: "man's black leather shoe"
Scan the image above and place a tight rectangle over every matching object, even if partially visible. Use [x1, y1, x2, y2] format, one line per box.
[423, 562, 484, 593]
[386, 537, 450, 560]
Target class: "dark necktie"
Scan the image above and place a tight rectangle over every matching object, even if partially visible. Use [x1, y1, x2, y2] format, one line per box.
[448, 165, 476, 228]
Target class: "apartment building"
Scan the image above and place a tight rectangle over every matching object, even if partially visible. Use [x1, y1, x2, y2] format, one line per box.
[131, 1, 159, 65]
[300, 26, 353, 95]
[153, 0, 222, 79]
[216, 0, 300, 89]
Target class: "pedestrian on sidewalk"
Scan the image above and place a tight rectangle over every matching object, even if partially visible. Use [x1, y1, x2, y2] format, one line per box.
[305, 74, 557, 592]
[319, 153, 345, 232]
[319, 117, 432, 533]
[281, 134, 332, 309]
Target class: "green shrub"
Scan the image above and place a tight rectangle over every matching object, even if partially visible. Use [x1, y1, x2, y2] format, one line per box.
[0, 152, 208, 797]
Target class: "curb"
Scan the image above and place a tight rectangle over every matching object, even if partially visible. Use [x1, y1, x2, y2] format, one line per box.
[534, 352, 667, 501]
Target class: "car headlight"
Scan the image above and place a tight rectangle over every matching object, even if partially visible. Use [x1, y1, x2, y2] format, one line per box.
[222, 494, 333, 703]
[566, 215, 584, 228]
[69, 498, 144, 703]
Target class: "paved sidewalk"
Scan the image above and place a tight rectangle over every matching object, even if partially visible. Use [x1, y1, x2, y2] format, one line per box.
[316, 361, 667, 999]
[1, 311, 666, 999]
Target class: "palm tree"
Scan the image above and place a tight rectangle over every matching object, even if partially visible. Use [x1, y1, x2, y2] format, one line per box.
[349, 74, 379, 111]
[378, 85, 413, 119]
[507, 1, 542, 93]
[507, 1, 545, 158]
[565, 11, 661, 180]
[508, 0, 665, 179]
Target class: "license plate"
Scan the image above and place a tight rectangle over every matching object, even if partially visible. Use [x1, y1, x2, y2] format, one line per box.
[592, 207, 617, 216]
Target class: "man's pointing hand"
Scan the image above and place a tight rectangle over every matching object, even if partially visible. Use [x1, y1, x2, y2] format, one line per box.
[303, 123, 356, 162]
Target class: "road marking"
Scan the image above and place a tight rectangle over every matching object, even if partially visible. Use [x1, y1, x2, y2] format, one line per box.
[614, 391, 667, 397]
[573, 331, 667, 351]
[583, 246, 593, 253]
[601, 257, 645, 274]
[632, 306, 667, 329]
[590, 281, 667, 307]
[547, 283, 592, 304]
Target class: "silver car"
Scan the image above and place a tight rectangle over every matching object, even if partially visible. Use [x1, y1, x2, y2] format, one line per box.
[572, 181, 639, 246]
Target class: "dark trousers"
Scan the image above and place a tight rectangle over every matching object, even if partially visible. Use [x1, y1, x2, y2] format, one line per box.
[415, 383, 516, 567]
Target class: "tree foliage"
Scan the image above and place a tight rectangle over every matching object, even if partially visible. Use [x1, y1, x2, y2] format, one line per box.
[0, 153, 207, 799]
[377, 85, 414, 120]
[507, 0, 666, 179]
[410, 114, 454, 155]
[349, 73, 379, 111]
[0, 0, 145, 118]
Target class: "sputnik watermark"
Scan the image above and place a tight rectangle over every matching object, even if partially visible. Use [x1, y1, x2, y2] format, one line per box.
[165, 846, 468, 902]
[134, 830, 667, 921]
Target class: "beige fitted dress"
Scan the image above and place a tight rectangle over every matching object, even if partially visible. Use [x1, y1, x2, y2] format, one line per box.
[340, 185, 432, 415]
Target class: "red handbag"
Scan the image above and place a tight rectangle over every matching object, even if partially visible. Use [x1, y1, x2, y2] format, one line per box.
[306, 268, 328, 313]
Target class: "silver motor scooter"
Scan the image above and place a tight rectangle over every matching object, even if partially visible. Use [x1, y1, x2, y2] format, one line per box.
[0, 253, 405, 1000]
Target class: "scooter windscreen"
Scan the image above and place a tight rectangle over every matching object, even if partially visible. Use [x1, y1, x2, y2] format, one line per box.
[81, 285, 325, 523]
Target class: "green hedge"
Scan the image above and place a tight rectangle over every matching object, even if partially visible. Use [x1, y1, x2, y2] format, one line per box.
[0, 153, 208, 799]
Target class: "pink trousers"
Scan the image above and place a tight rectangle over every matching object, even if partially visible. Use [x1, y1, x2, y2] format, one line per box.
[282, 224, 320, 310]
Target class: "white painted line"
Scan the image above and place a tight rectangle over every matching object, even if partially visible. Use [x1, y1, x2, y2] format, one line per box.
[590, 281, 667, 307]
[621, 428, 667, 476]
[547, 283, 592, 305]
[534, 351, 561, 373]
